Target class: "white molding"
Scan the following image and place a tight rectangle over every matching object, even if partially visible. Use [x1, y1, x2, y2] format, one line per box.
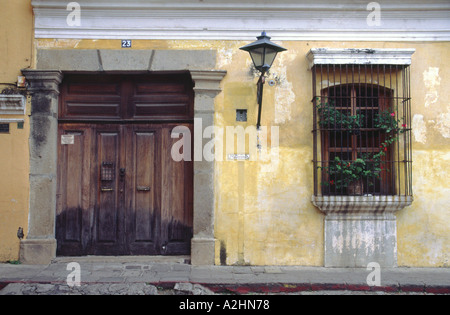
[0, 118, 25, 123]
[0, 95, 26, 115]
[32, 0, 450, 41]
[306, 48, 416, 69]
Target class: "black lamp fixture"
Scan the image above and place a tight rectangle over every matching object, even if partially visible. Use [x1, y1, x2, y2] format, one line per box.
[240, 31, 287, 129]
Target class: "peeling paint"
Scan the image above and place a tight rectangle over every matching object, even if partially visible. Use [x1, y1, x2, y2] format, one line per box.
[435, 105, 450, 138]
[217, 47, 235, 69]
[273, 53, 295, 125]
[412, 114, 427, 144]
[37, 39, 82, 49]
[423, 67, 441, 108]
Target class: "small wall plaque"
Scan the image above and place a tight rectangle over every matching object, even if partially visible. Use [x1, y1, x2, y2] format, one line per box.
[61, 135, 75, 145]
[227, 154, 250, 161]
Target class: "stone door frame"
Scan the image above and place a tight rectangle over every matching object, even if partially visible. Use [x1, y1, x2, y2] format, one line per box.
[20, 49, 226, 265]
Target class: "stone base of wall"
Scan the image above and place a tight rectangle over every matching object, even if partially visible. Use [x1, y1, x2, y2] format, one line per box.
[324, 215, 397, 268]
[20, 239, 56, 265]
[191, 238, 218, 266]
[313, 195, 413, 268]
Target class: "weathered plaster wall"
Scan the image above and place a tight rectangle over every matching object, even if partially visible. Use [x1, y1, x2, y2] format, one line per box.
[31, 38, 450, 267]
[397, 43, 450, 267]
[0, 0, 32, 262]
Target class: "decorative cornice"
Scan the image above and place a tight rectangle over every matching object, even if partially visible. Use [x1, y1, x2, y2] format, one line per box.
[21, 70, 63, 95]
[0, 95, 26, 115]
[0, 118, 25, 123]
[32, 0, 450, 41]
[191, 70, 227, 95]
[307, 48, 416, 69]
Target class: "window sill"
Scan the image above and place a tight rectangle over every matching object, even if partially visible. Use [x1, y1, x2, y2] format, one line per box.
[312, 195, 413, 218]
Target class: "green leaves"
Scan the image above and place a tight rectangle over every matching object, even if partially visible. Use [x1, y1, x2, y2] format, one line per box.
[317, 102, 364, 131]
[319, 156, 384, 190]
[374, 109, 404, 134]
[316, 102, 407, 191]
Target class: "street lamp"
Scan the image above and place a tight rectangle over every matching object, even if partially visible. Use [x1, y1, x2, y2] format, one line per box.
[240, 31, 287, 129]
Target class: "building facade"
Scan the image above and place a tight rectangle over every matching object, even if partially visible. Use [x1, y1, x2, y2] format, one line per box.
[0, 0, 33, 262]
[1, 0, 449, 267]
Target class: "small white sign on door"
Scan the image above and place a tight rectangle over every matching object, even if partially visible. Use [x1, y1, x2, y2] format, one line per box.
[61, 135, 75, 145]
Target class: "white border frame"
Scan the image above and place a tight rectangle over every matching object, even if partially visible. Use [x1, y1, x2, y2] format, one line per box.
[306, 48, 416, 69]
[32, 0, 450, 41]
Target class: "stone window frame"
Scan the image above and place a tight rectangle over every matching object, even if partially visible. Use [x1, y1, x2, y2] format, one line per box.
[307, 48, 415, 213]
[20, 49, 226, 265]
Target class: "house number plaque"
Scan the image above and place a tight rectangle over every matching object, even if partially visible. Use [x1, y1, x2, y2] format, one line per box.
[121, 40, 132, 48]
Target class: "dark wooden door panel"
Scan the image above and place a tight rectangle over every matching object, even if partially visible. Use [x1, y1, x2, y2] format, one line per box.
[59, 73, 194, 122]
[161, 125, 193, 255]
[57, 71, 194, 256]
[57, 123, 193, 256]
[65, 102, 122, 119]
[61, 132, 83, 242]
[126, 127, 160, 255]
[133, 102, 190, 118]
[60, 76, 122, 120]
[133, 131, 157, 242]
[96, 130, 121, 244]
[56, 125, 93, 256]
[129, 74, 193, 121]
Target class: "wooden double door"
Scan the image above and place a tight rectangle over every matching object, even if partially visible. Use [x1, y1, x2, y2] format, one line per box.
[56, 123, 193, 256]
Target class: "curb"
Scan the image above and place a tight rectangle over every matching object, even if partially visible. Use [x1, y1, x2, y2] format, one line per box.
[201, 283, 450, 295]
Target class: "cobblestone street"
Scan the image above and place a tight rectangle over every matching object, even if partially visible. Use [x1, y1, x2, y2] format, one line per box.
[1, 257, 449, 295]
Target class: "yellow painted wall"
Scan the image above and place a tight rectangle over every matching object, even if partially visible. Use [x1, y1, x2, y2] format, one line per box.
[396, 43, 450, 267]
[28, 37, 450, 267]
[0, 0, 33, 262]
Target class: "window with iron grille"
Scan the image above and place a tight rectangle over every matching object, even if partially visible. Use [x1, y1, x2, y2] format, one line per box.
[0, 123, 10, 133]
[309, 49, 413, 198]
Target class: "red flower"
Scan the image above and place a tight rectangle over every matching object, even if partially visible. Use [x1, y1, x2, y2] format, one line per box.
[402, 124, 407, 128]
[384, 147, 388, 152]
[391, 112, 396, 117]
[330, 180, 334, 185]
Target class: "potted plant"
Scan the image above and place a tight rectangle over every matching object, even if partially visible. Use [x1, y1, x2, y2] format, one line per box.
[318, 103, 407, 195]
[317, 101, 364, 134]
[320, 156, 383, 195]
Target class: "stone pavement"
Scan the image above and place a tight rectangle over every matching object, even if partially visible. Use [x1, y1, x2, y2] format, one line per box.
[0, 256, 449, 295]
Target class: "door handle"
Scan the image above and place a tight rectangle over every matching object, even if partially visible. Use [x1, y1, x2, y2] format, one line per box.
[137, 186, 151, 192]
[101, 187, 114, 192]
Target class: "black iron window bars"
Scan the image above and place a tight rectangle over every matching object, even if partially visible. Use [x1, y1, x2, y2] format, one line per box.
[312, 64, 413, 197]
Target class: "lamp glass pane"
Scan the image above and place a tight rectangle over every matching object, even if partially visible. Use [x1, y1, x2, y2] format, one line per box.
[264, 49, 278, 68]
[249, 47, 265, 68]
